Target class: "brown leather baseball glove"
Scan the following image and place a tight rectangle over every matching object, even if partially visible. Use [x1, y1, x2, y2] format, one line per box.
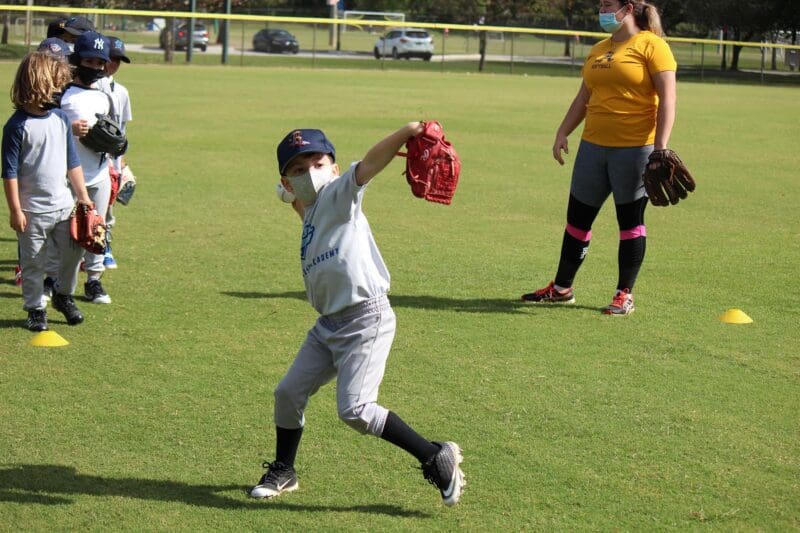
[643, 148, 696, 206]
[69, 202, 106, 254]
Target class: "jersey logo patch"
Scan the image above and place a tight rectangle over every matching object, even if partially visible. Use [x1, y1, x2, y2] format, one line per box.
[300, 223, 315, 260]
[592, 51, 614, 69]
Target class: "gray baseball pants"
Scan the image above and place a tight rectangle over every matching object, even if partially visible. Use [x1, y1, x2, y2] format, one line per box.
[274, 294, 394, 437]
[46, 177, 111, 277]
[18, 207, 83, 310]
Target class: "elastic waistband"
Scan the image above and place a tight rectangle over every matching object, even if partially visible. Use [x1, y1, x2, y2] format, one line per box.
[323, 294, 390, 323]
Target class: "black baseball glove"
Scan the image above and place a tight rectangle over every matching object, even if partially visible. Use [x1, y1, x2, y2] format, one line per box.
[80, 113, 128, 157]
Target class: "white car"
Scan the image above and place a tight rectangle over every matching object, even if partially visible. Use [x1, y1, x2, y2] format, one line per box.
[374, 28, 434, 61]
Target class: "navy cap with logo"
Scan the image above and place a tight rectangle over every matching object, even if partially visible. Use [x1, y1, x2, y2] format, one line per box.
[107, 36, 131, 63]
[63, 16, 95, 36]
[277, 129, 336, 175]
[72, 31, 110, 62]
[46, 17, 67, 38]
[38, 37, 70, 61]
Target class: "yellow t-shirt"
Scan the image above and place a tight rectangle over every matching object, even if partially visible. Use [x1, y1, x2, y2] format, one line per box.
[581, 31, 677, 147]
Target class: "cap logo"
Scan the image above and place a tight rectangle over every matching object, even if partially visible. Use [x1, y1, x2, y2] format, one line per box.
[290, 130, 310, 148]
[94, 38, 105, 50]
[48, 43, 63, 53]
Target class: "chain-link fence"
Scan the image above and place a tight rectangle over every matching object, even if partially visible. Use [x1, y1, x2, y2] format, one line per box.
[2, 6, 798, 84]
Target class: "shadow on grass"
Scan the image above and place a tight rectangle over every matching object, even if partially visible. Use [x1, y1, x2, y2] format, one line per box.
[222, 290, 602, 314]
[0, 464, 429, 516]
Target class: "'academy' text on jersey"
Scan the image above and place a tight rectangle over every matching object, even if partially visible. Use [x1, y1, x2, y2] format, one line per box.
[302, 247, 339, 277]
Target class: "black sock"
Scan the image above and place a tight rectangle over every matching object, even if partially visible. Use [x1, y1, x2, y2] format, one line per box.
[380, 411, 439, 463]
[617, 236, 646, 291]
[555, 231, 590, 288]
[275, 426, 303, 467]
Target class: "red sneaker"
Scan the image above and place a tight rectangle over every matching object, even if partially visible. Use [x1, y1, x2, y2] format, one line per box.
[521, 281, 575, 304]
[602, 288, 635, 315]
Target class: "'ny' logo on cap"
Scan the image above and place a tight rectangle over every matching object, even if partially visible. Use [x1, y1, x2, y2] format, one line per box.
[291, 130, 310, 147]
[94, 38, 105, 50]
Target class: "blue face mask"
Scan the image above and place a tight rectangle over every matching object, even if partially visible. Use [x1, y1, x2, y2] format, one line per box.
[599, 7, 625, 33]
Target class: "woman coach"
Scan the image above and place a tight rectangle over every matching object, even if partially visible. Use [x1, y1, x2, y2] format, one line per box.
[522, 0, 677, 315]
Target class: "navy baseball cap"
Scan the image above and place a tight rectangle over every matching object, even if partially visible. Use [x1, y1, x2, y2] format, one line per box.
[46, 17, 67, 38]
[72, 31, 110, 62]
[63, 16, 95, 36]
[108, 36, 131, 63]
[277, 129, 336, 175]
[38, 37, 70, 61]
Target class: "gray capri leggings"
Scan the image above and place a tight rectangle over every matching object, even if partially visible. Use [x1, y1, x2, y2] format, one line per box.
[570, 140, 654, 207]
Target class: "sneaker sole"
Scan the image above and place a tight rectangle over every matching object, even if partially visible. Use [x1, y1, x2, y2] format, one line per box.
[602, 307, 635, 316]
[87, 295, 112, 304]
[250, 480, 298, 499]
[521, 296, 576, 305]
[440, 442, 466, 507]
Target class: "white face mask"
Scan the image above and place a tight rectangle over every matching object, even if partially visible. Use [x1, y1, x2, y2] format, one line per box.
[286, 166, 336, 205]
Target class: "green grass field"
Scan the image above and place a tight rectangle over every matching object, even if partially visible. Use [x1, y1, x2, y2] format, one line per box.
[0, 62, 798, 531]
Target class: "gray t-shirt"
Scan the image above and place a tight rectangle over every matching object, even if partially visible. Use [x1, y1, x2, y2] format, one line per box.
[2, 108, 80, 213]
[300, 163, 390, 315]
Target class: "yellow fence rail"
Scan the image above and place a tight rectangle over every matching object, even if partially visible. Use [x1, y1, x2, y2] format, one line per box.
[2, 4, 799, 51]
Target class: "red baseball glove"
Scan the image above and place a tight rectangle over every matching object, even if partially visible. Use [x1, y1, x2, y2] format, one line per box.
[108, 165, 121, 207]
[398, 121, 461, 205]
[70, 202, 106, 254]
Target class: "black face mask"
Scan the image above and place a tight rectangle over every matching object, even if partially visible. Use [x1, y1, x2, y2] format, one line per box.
[75, 65, 105, 85]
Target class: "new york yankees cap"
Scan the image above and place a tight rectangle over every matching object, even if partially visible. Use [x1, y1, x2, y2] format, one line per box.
[277, 129, 336, 175]
[72, 31, 110, 62]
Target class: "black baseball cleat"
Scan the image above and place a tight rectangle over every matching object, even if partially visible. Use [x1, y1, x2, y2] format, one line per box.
[43, 276, 57, 302]
[250, 461, 298, 499]
[52, 293, 84, 325]
[26, 309, 48, 332]
[422, 441, 465, 506]
[84, 279, 111, 304]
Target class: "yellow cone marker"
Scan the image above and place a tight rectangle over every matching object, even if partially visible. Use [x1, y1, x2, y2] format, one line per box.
[30, 330, 70, 347]
[719, 308, 753, 324]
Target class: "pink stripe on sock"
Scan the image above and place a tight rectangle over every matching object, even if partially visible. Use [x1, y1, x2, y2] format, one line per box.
[566, 224, 592, 242]
[620, 225, 647, 240]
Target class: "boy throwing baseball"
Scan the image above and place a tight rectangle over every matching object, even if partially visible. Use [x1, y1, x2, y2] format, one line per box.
[250, 124, 465, 506]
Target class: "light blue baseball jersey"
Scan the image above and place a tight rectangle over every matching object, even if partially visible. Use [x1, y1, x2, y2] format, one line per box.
[2, 108, 81, 213]
[300, 163, 390, 316]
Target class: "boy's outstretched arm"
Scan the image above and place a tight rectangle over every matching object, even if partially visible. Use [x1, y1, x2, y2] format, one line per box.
[355, 121, 424, 186]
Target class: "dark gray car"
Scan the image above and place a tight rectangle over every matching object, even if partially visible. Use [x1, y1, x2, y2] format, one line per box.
[253, 29, 299, 54]
[159, 23, 209, 52]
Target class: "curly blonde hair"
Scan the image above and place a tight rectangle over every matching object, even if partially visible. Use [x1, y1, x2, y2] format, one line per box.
[10, 52, 72, 110]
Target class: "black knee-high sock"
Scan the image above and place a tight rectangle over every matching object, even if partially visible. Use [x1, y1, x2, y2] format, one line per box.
[554, 195, 601, 288]
[380, 411, 440, 464]
[275, 426, 303, 467]
[615, 197, 648, 291]
[617, 236, 646, 290]
[555, 231, 590, 288]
